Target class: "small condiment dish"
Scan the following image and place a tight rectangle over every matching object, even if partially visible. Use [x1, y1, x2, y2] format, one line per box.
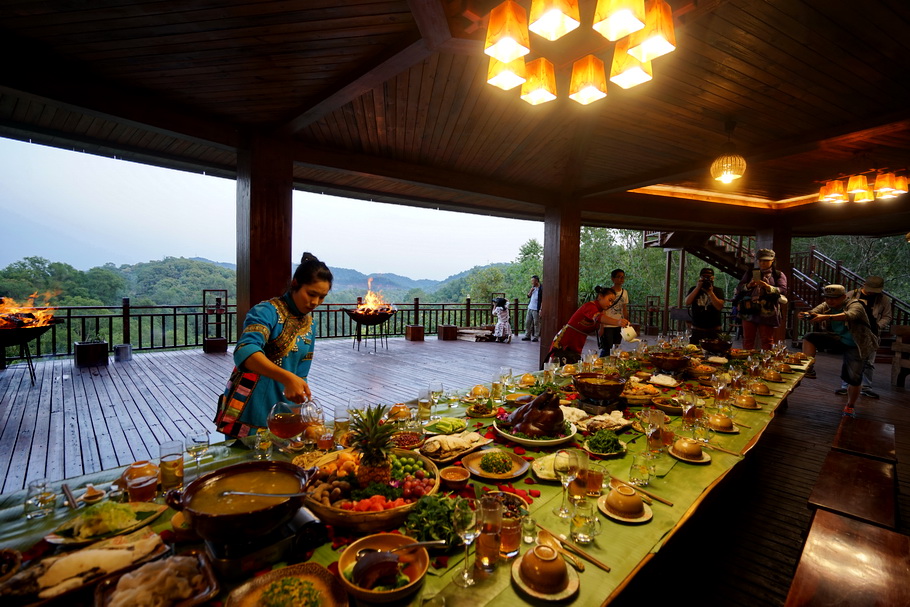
[439, 466, 470, 491]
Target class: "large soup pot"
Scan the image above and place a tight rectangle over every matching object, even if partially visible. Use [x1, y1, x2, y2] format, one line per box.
[166, 460, 314, 544]
[647, 352, 691, 373]
[572, 373, 626, 401]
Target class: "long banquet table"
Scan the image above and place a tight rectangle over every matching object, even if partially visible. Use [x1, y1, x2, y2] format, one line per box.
[0, 361, 806, 606]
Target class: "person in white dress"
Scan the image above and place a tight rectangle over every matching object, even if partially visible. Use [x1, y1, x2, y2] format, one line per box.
[492, 297, 512, 343]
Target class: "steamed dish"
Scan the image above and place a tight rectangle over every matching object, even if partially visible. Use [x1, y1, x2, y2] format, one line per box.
[108, 555, 206, 607]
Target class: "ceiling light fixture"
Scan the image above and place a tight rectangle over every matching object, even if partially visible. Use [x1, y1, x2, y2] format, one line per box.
[484, 0, 531, 63]
[815, 168, 907, 203]
[529, 0, 580, 41]
[569, 54, 608, 104]
[593, 0, 645, 41]
[710, 120, 747, 184]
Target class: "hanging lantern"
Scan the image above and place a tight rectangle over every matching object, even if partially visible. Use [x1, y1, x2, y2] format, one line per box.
[893, 174, 908, 195]
[610, 35, 652, 88]
[569, 55, 608, 104]
[853, 187, 875, 203]
[487, 57, 527, 90]
[592, 0, 646, 42]
[627, 0, 676, 63]
[520, 58, 558, 105]
[817, 183, 830, 202]
[484, 1, 531, 64]
[874, 172, 896, 198]
[529, 0, 580, 41]
[824, 179, 847, 203]
[846, 174, 868, 194]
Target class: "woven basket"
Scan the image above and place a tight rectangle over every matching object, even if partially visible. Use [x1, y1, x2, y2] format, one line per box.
[303, 448, 440, 533]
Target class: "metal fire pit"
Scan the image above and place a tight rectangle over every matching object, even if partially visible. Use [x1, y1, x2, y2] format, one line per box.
[0, 319, 64, 384]
[344, 309, 396, 352]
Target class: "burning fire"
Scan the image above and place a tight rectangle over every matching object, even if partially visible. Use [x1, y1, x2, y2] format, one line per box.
[0, 292, 58, 329]
[355, 278, 397, 314]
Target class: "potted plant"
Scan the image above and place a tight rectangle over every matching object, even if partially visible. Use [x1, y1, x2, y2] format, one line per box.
[74, 332, 109, 368]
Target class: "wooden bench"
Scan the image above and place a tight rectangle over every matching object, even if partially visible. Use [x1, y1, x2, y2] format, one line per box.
[784, 509, 910, 606]
[832, 416, 897, 464]
[807, 450, 897, 529]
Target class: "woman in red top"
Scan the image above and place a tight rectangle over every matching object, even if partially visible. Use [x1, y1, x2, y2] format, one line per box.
[547, 286, 631, 363]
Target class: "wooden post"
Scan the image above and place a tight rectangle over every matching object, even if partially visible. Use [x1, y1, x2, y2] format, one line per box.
[663, 250, 673, 333]
[540, 203, 581, 367]
[121, 297, 131, 345]
[413, 297, 420, 325]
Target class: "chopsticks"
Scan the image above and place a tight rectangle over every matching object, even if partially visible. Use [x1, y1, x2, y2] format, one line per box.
[733, 421, 752, 429]
[536, 523, 610, 572]
[703, 443, 741, 456]
[627, 484, 673, 507]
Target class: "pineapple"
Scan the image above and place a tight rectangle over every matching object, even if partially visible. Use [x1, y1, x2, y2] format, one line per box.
[351, 404, 395, 487]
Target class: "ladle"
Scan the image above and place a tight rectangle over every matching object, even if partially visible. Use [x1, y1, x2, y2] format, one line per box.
[219, 490, 311, 498]
[536, 529, 585, 571]
[355, 539, 447, 560]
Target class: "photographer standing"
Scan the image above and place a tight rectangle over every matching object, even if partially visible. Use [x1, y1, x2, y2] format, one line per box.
[685, 267, 725, 346]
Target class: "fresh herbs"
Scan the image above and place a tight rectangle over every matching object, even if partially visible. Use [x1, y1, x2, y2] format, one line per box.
[528, 382, 562, 396]
[587, 429, 623, 454]
[261, 577, 321, 607]
[479, 450, 513, 474]
[403, 495, 460, 547]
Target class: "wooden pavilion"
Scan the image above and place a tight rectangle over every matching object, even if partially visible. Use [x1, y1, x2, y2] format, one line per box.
[2, 0, 910, 360]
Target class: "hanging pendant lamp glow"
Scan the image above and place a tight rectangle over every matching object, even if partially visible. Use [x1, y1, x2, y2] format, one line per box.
[569, 55, 608, 104]
[529, 0, 580, 41]
[893, 175, 908, 195]
[710, 121, 746, 184]
[824, 179, 847, 203]
[487, 57, 527, 90]
[627, 0, 676, 63]
[520, 58, 558, 105]
[592, 0, 646, 42]
[610, 35, 652, 88]
[846, 174, 868, 194]
[874, 172, 896, 197]
[484, 1, 531, 64]
[853, 187, 875, 203]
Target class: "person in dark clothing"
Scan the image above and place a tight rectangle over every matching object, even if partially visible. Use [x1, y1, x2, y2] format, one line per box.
[685, 267, 725, 346]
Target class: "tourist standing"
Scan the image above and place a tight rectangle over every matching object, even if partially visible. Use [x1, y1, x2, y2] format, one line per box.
[685, 267, 725, 345]
[522, 275, 542, 342]
[836, 276, 891, 399]
[735, 249, 787, 350]
[598, 268, 629, 356]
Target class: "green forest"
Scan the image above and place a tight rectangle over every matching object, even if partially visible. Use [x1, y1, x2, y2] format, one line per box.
[1, 230, 907, 310]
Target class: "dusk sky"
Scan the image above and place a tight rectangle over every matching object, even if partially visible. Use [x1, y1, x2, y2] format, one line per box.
[0, 137, 544, 280]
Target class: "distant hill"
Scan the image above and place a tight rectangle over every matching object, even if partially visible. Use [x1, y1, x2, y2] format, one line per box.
[190, 257, 236, 271]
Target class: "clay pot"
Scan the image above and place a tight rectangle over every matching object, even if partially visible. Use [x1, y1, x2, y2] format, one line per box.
[673, 438, 703, 460]
[572, 373, 626, 401]
[519, 545, 568, 593]
[605, 484, 644, 517]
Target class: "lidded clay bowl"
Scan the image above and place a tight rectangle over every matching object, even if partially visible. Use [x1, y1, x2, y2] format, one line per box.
[709, 413, 734, 431]
[735, 393, 758, 407]
[750, 382, 771, 395]
[520, 545, 568, 594]
[471, 385, 490, 398]
[775, 363, 792, 373]
[673, 438, 703, 460]
[605, 484, 644, 518]
[761, 369, 783, 382]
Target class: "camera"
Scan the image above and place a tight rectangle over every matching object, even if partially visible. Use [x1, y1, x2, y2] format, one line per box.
[800, 312, 817, 320]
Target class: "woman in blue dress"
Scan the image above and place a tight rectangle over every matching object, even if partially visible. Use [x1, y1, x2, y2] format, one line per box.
[214, 253, 333, 438]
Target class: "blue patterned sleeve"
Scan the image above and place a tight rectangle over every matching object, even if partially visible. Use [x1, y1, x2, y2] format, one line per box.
[233, 302, 277, 369]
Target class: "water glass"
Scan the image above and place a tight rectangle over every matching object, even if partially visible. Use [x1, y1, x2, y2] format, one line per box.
[453, 498, 479, 588]
[475, 496, 503, 572]
[586, 463, 608, 497]
[568, 450, 589, 504]
[158, 440, 185, 491]
[569, 500, 603, 545]
[521, 515, 537, 544]
[543, 362, 556, 384]
[500, 515, 521, 558]
[24, 478, 56, 520]
[629, 454, 651, 487]
[428, 382, 443, 421]
[251, 427, 273, 459]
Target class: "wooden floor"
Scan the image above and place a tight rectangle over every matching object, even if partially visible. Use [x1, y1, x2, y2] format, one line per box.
[1, 334, 908, 606]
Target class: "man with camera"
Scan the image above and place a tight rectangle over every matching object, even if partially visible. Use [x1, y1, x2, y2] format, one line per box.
[685, 267, 725, 346]
[800, 284, 880, 417]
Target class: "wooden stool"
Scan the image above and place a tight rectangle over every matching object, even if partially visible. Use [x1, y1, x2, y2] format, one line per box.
[785, 509, 910, 606]
[437, 324, 457, 340]
[808, 450, 897, 529]
[405, 325, 424, 341]
[832, 416, 897, 463]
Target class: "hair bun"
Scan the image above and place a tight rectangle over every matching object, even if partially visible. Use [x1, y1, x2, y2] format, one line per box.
[301, 252, 319, 264]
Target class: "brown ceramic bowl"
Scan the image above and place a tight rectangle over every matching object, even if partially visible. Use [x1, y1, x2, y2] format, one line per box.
[750, 382, 771, 395]
[775, 363, 793, 373]
[673, 438, 703, 460]
[709, 413, 734, 431]
[338, 533, 429, 603]
[735, 394, 757, 408]
[648, 352, 691, 372]
[761, 369, 783, 382]
[573, 373, 626, 401]
[700, 338, 733, 355]
[439, 466, 470, 491]
[519, 545, 568, 594]
[604, 484, 644, 518]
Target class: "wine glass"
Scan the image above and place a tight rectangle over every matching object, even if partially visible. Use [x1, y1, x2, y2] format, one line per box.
[428, 382, 444, 421]
[453, 498, 479, 588]
[552, 449, 578, 518]
[679, 391, 698, 430]
[184, 433, 209, 480]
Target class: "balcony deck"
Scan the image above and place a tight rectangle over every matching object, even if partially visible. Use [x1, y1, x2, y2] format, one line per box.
[1, 334, 908, 606]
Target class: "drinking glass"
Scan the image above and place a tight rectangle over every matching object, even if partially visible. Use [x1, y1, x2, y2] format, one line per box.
[428, 382, 444, 421]
[23, 478, 56, 520]
[498, 367, 512, 392]
[476, 496, 503, 572]
[552, 449, 579, 518]
[694, 417, 715, 444]
[680, 391, 698, 430]
[158, 440, 184, 491]
[184, 432, 210, 480]
[543, 362, 556, 384]
[570, 500, 603, 545]
[628, 454, 651, 486]
[500, 515, 521, 558]
[568, 449, 589, 505]
[251, 427, 273, 459]
[586, 462, 607, 497]
[417, 388, 432, 424]
[453, 498, 479, 588]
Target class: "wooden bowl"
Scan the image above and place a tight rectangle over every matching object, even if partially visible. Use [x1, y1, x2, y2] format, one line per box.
[700, 338, 733, 355]
[338, 533, 429, 603]
[572, 373, 625, 401]
[648, 352, 691, 372]
[604, 484, 644, 517]
[439, 466, 470, 491]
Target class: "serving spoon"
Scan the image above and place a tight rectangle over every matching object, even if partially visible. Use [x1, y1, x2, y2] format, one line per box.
[536, 530, 585, 571]
[355, 540, 447, 560]
[219, 490, 311, 498]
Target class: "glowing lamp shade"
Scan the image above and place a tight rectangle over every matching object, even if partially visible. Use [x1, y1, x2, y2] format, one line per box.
[817, 183, 831, 202]
[893, 175, 908, 195]
[874, 172, 895, 198]
[521, 58, 558, 105]
[487, 57, 527, 90]
[627, 0, 676, 63]
[529, 0, 580, 41]
[824, 179, 847, 203]
[592, 0, 646, 41]
[610, 35, 652, 88]
[568, 55, 607, 105]
[853, 188, 875, 203]
[485, 1, 531, 64]
[846, 174, 868, 194]
[710, 144, 746, 183]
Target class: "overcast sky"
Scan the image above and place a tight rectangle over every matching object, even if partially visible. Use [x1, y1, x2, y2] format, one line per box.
[0, 138, 544, 281]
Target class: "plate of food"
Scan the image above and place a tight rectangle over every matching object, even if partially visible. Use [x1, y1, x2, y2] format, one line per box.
[492, 421, 578, 448]
[461, 449, 530, 480]
[530, 452, 559, 481]
[94, 549, 219, 607]
[621, 382, 661, 405]
[46, 501, 168, 545]
[650, 396, 683, 415]
[423, 417, 467, 435]
[466, 402, 498, 418]
[420, 431, 492, 465]
[582, 430, 627, 458]
[225, 562, 347, 607]
[649, 374, 680, 388]
[575, 411, 633, 433]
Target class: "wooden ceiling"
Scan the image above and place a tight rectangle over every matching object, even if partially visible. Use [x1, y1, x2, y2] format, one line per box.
[2, 0, 909, 237]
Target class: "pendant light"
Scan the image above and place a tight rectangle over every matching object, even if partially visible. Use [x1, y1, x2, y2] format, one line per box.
[710, 120, 747, 184]
[846, 174, 868, 194]
[853, 187, 875, 203]
[893, 174, 909, 195]
[817, 182, 831, 202]
[521, 58, 558, 105]
[484, 1, 531, 64]
[874, 172, 896, 198]
[487, 57, 527, 90]
[529, 0, 580, 41]
[569, 55, 608, 104]
[824, 179, 847, 203]
[592, 0, 646, 42]
[609, 34, 652, 89]
[627, 0, 676, 63]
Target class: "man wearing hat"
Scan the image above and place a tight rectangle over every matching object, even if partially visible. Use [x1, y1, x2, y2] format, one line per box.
[835, 276, 892, 398]
[735, 248, 787, 350]
[685, 267, 725, 346]
[800, 284, 880, 417]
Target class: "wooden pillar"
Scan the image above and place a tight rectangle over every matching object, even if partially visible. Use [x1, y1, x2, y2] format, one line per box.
[756, 225, 792, 343]
[677, 250, 687, 308]
[663, 250, 673, 333]
[236, 134, 294, 330]
[539, 204, 581, 367]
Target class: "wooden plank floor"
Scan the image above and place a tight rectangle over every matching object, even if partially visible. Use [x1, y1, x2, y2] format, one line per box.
[1, 335, 908, 606]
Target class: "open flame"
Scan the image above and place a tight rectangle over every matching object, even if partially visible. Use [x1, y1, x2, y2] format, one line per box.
[355, 278, 396, 314]
[0, 292, 58, 329]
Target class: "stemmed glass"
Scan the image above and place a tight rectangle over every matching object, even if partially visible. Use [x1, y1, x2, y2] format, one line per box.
[453, 498, 479, 588]
[428, 382, 444, 421]
[499, 367, 512, 393]
[679, 391, 698, 430]
[184, 433, 209, 480]
[552, 449, 579, 518]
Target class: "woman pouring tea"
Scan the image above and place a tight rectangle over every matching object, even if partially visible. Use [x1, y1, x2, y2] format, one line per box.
[546, 286, 630, 364]
[214, 252, 333, 438]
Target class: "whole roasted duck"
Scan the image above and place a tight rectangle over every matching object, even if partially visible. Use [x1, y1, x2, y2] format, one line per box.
[502, 389, 564, 437]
